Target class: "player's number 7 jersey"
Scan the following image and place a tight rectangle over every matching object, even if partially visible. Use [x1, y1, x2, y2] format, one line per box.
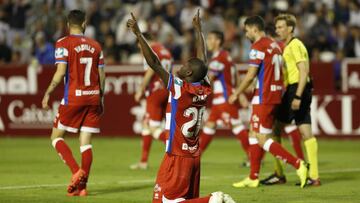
[55, 35, 104, 106]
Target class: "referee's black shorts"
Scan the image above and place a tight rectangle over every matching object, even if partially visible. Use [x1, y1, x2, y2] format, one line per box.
[276, 83, 312, 125]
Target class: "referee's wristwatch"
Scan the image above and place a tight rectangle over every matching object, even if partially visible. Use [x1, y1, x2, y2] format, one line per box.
[294, 95, 302, 100]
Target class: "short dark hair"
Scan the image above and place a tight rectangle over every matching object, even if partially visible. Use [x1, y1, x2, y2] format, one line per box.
[265, 23, 277, 38]
[67, 10, 86, 26]
[188, 58, 208, 82]
[209, 30, 224, 46]
[244, 16, 265, 31]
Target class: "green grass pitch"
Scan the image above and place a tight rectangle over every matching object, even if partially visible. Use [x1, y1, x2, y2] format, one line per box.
[0, 137, 360, 203]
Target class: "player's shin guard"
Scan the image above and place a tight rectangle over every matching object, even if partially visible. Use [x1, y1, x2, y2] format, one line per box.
[233, 126, 249, 156]
[199, 127, 216, 153]
[80, 144, 93, 176]
[304, 137, 319, 179]
[52, 138, 79, 174]
[263, 139, 300, 169]
[249, 138, 264, 180]
[285, 125, 304, 160]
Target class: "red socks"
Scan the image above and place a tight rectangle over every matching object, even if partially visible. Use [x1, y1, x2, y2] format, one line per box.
[52, 138, 79, 174]
[141, 135, 153, 163]
[158, 131, 167, 144]
[248, 138, 264, 179]
[285, 126, 304, 160]
[80, 145, 93, 175]
[263, 139, 300, 169]
[234, 129, 249, 156]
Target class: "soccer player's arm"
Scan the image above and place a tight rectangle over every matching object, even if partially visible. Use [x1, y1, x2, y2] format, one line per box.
[292, 41, 309, 98]
[193, 9, 207, 64]
[234, 65, 250, 107]
[127, 13, 169, 85]
[42, 44, 68, 109]
[229, 49, 260, 104]
[135, 64, 155, 102]
[232, 66, 257, 98]
[98, 50, 106, 102]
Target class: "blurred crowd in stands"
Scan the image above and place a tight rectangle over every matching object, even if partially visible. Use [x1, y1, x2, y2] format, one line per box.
[0, 0, 359, 68]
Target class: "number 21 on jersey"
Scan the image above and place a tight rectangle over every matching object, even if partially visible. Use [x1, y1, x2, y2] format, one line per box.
[181, 106, 205, 138]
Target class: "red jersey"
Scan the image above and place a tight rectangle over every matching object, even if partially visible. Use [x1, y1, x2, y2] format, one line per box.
[249, 37, 283, 104]
[55, 34, 104, 106]
[208, 50, 236, 105]
[164, 74, 212, 157]
[277, 40, 285, 51]
[144, 43, 173, 96]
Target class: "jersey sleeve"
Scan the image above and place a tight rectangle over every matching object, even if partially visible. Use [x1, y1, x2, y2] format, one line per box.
[167, 74, 184, 99]
[291, 41, 307, 63]
[54, 40, 68, 65]
[208, 60, 225, 77]
[248, 45, 265, 67]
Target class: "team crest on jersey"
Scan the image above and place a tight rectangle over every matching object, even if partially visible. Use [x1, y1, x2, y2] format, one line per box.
[55, 47, 68, 58]
[249, 49, 257, 60]
[174, 77, 183, 86]
[249, 49, 265, 60]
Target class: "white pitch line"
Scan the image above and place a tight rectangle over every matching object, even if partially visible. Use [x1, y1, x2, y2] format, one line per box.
[0, 168, 359, 191]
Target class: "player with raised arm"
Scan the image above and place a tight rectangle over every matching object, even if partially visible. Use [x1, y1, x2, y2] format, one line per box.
[228, 16, 308, 188]
[42, 10, 105, 196]
[130, 32, 173, 170]
[199, 30, 250, 161]
[128, 10, 236, 203]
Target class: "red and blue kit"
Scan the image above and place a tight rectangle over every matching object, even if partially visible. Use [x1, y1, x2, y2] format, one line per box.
[153, 74, 211, 202]
[207, 50, 240, 126]
[249, 37, 283, 134]
[53, 34, 104, 133]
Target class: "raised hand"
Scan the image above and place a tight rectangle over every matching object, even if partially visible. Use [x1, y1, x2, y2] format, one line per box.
[127, 12, 141, 36]
[192, 9, 202, 31]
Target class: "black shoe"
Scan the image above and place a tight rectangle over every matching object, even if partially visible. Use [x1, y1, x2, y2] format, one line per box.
[295, 178, 321, 186]
[260, 173, 287, 185]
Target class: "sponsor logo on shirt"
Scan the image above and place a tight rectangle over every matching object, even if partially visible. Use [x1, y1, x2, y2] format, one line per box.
[182, 143, 198, 153]
[75, 89, 100, 96]
[270, 85, 282, 91]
